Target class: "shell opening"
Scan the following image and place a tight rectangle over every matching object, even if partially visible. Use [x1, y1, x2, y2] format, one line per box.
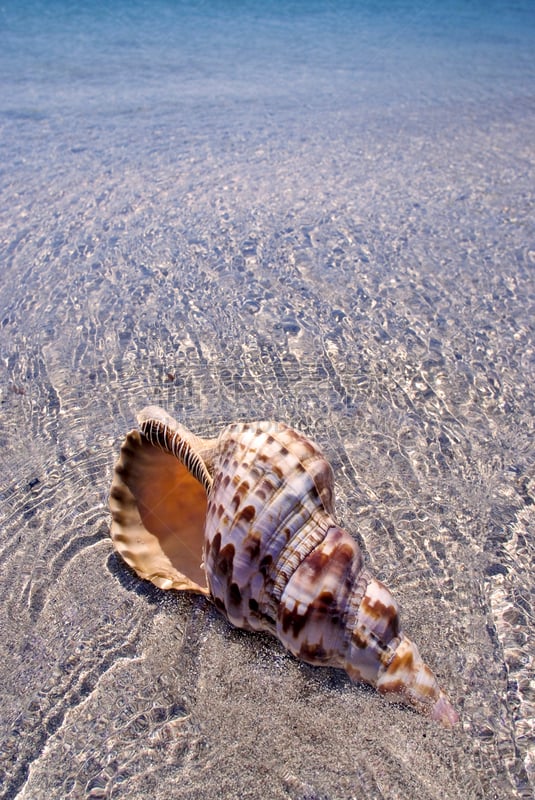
[110, 428, 209, 594]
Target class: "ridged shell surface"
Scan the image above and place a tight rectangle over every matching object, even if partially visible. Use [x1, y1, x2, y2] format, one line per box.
[205, 422, 345, 631]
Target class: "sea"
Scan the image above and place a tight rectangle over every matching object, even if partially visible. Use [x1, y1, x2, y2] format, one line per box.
[0, 2, 533, 798]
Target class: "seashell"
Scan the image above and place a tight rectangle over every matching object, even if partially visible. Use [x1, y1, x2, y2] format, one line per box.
[109, 405, 458, 727]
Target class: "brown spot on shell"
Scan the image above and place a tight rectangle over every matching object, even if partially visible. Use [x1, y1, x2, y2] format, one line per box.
[393, 643, 415, 671]
[211, 532, 221, 557]
[259, 554, 273, 576]
[244, 529, 262, 561]
[299, 641, 328, 661]
[352, 629, 369, 650]
[361, 593, 400, 644]
[217, 543, 235, 577]
[300, 532, 356, 588]
[272, 463, 283, 480]
[229, 582, 242, 605]
[280, 590, 339, 640]
[231, 480, 251, 511]
[302, 549, 331, 581]
[280, 604, 308, 638]
[258, 476, 276, 496]
[237, 504, 256, 524]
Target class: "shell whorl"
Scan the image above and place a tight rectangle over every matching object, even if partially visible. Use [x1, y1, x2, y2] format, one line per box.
[109, 407, 458, 726]
[203, 420, 338, 632]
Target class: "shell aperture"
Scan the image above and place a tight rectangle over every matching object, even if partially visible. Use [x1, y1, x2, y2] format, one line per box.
[109, 406, 458, 727]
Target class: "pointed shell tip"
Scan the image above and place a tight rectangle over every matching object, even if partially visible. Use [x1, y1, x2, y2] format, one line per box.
[431, 694, 459, 728]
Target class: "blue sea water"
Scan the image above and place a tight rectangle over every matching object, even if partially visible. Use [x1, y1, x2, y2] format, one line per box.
[2, 1, 534, 147]
[0, 2, 534, 799]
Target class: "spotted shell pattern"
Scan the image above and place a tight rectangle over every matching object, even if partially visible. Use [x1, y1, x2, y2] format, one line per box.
[110, 406, 458, 726]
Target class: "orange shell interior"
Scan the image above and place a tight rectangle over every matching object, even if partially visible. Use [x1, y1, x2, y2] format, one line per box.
[109, 430, 209, 594]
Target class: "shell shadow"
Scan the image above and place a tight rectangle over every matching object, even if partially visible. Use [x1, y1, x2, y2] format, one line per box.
[106, 550, 197, 610]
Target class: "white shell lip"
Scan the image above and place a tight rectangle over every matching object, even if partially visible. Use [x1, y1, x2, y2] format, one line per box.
[137, 405, 180, 430]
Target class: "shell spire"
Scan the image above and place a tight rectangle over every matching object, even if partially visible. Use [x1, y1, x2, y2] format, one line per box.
[109, 406, 458, 726]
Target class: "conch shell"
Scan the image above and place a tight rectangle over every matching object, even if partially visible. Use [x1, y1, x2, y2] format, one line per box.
[109, 406, 458, 726]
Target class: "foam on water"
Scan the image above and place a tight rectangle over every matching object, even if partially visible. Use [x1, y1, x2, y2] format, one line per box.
[0, 2, 534, 798]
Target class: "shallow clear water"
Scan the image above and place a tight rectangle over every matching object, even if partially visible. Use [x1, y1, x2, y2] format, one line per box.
[0, 1, 534, 798]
